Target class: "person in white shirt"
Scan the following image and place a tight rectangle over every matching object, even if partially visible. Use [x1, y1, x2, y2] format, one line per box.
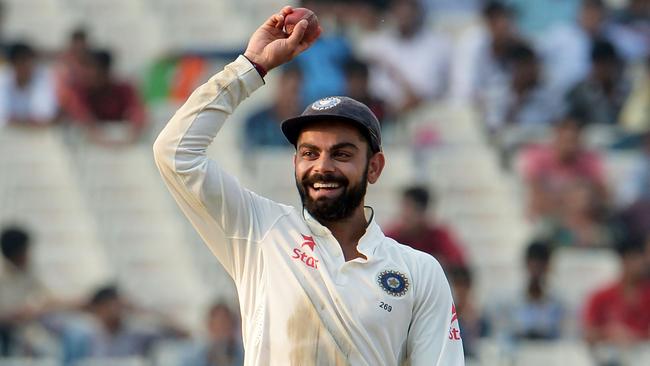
[0, 42, 57, 127]
[153, 6, 464, 366]
[358, 0, 451, 113]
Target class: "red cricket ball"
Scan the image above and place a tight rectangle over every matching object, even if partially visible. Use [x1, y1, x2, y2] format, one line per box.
[284, 7, 319, 43]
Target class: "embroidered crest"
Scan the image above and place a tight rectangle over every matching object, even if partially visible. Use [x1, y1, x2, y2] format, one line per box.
[311, 97, 341, 111]
[377, 270, 409, 297]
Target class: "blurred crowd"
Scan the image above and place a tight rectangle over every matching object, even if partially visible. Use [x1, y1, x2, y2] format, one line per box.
[1, 0, 650, 364]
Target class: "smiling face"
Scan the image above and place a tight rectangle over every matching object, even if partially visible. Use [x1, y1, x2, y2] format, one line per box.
[294, 121, 384, 223]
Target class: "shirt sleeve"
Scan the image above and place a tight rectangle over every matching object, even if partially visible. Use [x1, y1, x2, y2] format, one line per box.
[153, 56, 290, 285]
[406, 256, 465, 366]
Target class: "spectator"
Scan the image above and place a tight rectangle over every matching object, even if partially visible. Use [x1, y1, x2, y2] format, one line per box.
[343, 57, 387, 123]
[62, 285, 185, 363]
[451, 1, 522, 104]
[385, 186, 466, 270]
[0, 226, 53, 356]
[583, 237, 650, 346]
[181, 302, 243, 366]
[358, 0, 450, 113]
[448, 266, 485, 359]
[0, 42, 57, 126]
[482, 42, 563, 133]
[244, 65, 301, 148]
[62, 49, 147, 145]
[520, 114, 608, 222]
[55, 28, 90, 115]
[489, 241, 565, 340]
[294, 0, 352, 106]
[566, 39, 631, 126]
[537, 0, 647, 96]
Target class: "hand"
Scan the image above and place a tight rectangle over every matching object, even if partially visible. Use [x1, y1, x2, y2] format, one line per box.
[244, 6, 321, 72]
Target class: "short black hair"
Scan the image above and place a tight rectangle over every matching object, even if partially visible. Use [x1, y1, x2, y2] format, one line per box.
[71, 27, 88, 42]
[89, 285, 120, 306]
[403, 185, 431, 211]
[483, 1, 513, 19]
[525, 240, 552, 263]
[448, 265, 473, 287]
[1, 226, 30, 261]
[92, 49, 113, 72]
[506, 42, 537, 64]
[582, 0, 606, 10]
[591, 39, 620, 63]
[344, 57, 369, 78]
[7, 42, 35, 64]
[615, 234, 645, 258]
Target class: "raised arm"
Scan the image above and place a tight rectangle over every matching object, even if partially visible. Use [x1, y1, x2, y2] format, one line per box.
[153, 7, 319, 283]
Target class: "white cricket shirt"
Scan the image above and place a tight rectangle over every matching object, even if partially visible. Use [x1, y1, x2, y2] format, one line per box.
[153, 56, 465, 366]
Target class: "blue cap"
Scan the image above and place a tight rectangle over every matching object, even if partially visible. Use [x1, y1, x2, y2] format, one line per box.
[281, 96, 382, 153]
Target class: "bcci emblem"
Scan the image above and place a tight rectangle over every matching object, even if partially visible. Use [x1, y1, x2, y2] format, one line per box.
[377, 270, 409, 297]
[311, 97, 341, 111]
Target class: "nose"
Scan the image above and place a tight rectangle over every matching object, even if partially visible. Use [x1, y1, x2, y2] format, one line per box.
[313, 154, 336, 174]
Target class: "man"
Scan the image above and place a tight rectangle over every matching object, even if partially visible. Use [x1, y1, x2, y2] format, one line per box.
[0, 226, 52, 356]
[489, 242, 565, 341]
[521, 114, 608, 221]
[63, 49, 147, 145]
[583, 237, 650, 346]
[358, 0, 450, 113]
[385, 185, 466, 270]
[153, 6, 463, 365]
[0, 42, 57, 127]
[244, 64, 302, 148]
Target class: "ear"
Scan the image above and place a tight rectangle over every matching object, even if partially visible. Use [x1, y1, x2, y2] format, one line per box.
[367, 152, 385, 184]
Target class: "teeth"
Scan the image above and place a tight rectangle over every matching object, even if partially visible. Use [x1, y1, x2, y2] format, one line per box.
[313, 183, 340, 189]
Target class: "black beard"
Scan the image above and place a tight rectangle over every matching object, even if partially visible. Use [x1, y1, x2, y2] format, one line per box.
[296, 167, 368, 223]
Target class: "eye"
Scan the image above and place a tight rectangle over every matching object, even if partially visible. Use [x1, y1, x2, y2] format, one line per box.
[301, 150, 318, 159]
[332, 151, 352, 160]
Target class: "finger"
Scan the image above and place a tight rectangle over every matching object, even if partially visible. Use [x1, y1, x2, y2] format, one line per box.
[287, 19, 307, 48]
[280, 6, 293, 16]
[273, 14, 285, 30]
[264, 12, 284, 29]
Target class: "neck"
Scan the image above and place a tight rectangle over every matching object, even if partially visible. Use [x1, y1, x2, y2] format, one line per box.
[321, 205, 368, 261]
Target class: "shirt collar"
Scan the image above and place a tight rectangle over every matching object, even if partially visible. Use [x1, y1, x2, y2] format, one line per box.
[302, 207, 384, 259]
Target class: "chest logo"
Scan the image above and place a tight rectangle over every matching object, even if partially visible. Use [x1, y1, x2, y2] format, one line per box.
[291, 234, 319, 270]
[301, 234, 316, 251]
[377, 270, 409, 297]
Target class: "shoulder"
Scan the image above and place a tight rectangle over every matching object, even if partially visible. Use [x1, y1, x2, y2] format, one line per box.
[588, 282, 620, 304]
[382, 235, 446, 285]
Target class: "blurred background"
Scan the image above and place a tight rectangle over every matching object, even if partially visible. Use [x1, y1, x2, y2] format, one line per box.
[0, 0, 649, 365]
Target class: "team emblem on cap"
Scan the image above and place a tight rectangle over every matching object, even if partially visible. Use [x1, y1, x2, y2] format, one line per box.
[311, 97, 341, 111]
[377, 270, 409, 297]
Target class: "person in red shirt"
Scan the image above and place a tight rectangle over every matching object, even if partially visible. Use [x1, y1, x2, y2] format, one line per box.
[385, 185, 466, 270]
[583, 237, 650, 346]
[63, 49, 147, 146]
[521, 115, 609, 222]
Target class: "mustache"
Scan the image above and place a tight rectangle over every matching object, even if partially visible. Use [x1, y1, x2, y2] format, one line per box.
[301, 172, 348, 187]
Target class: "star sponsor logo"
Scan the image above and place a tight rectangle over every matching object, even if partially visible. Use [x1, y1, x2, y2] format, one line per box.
[377, 270, 409, 297]
[449, 304, 461, 341]
[291, 234, 319, 270]
[311, 97, 341, 111]
[301, 234, 316, 251]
